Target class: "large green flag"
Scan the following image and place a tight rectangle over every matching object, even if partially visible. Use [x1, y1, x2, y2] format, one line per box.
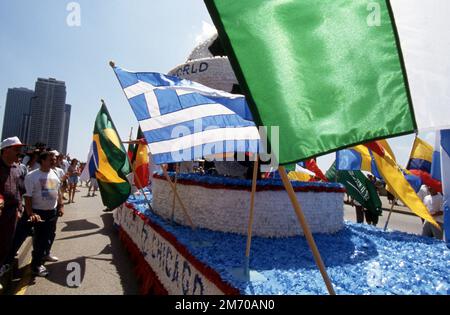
[93, 104, 131, 209]
[205, 0, 416, 165]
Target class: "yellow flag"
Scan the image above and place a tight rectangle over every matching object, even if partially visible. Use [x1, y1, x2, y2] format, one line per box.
[378, 139, 407, 190]
[288, 171, 312, 182]
[378, 139, 396, 161]
[369, 142, 439, 227]
[410, 137, 433, 162]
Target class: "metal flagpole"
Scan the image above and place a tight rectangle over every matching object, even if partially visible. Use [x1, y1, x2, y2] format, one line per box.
[278, 166, 336, 295]
[384, 199, 396, 231]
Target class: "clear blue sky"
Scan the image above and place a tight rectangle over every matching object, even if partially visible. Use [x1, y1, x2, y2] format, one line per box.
[0, 0, 435, 171]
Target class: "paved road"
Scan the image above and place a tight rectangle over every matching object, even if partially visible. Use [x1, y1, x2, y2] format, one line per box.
[344, 196, 424, 235]
[13, 187, 138, 295]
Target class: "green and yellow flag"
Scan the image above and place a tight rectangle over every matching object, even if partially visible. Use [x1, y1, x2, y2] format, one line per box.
[93, 103, 131, 209]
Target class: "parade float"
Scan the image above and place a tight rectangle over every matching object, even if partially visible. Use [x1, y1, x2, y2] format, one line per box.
[151, 173, 344, 237]
[113, 34, 450, 295]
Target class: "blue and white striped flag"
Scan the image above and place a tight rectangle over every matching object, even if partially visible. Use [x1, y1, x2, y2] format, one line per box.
[112, 66, 260, 165]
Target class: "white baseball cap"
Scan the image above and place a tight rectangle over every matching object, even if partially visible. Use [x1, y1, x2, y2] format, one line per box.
[50, 150, 60, 156]
[0, 137, 27, 150]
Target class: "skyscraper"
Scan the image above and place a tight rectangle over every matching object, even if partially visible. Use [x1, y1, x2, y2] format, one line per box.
[28, 78, 67, 152]
[62, 104, 71, 154]
[1, 87, 34, 142]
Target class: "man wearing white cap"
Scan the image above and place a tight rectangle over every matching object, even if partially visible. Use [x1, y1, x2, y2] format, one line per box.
[0, 137, 27, 289]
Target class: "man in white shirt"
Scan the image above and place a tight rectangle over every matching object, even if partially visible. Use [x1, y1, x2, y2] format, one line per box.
[417, 184, 430, 202]
[422, 186, 444, 240]
[24, 151, 64, 277]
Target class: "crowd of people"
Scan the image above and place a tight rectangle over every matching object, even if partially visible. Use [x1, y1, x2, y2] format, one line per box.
[0, 136, 85, 291]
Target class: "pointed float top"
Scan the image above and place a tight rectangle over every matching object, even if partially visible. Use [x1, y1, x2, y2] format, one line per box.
[101, 99, 106, 106]
[109, 60, 116, 68]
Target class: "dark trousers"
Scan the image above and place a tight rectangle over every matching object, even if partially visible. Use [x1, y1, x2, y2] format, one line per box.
[355, 205, 379, 226]
[0, 207, 18, 267]
[47, 215, 58, 257]
[6, 212, 34, 264]
[355, 205, 365, 224]
[364, 211, 379, 226]
[31, 209, 58, 269]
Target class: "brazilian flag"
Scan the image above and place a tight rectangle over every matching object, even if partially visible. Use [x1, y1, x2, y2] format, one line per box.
[93, 104, 131, 209]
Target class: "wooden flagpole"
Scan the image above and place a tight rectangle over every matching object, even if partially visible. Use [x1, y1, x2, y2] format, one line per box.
[170, 164, 179, 223]
[278, 166, 336, 295]
[245, 156, 259, 262]
[162, 165, 195, 230]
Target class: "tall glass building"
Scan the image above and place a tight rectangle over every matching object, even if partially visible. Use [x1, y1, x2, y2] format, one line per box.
[28, 78, 68, 153]
[2, 78, 71, 153]
[1, 87, 34, 142]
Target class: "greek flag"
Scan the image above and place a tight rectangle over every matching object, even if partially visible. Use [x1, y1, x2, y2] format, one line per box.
[112, 66, 260, 165]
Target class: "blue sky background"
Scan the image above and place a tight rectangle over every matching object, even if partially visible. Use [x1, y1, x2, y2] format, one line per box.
[0, 0, 435, 171]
